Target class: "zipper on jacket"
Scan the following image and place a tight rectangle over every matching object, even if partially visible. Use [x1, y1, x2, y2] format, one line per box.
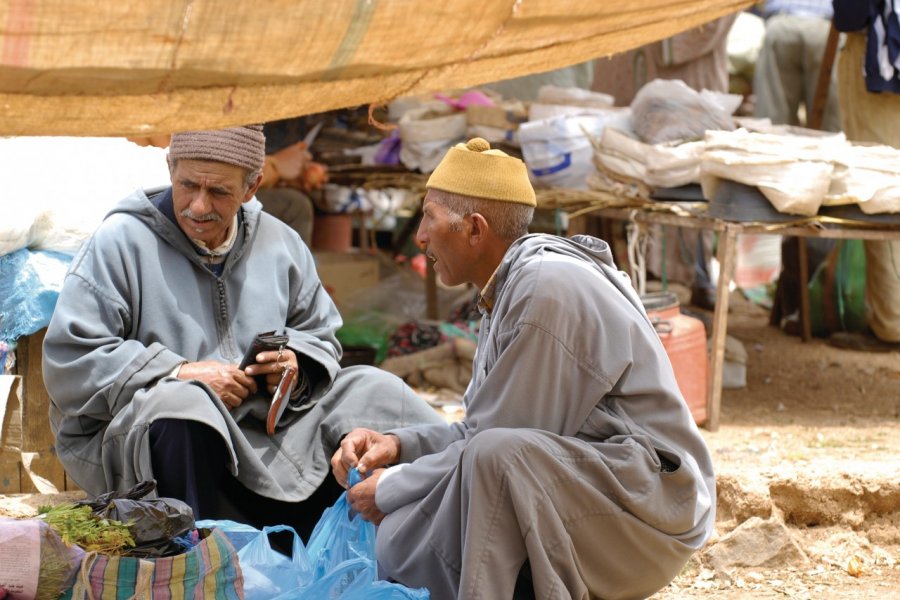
[215, 279, 240, 360]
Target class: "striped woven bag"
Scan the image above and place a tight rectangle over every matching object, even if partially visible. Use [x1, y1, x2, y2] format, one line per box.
[63, 527, 243, 600]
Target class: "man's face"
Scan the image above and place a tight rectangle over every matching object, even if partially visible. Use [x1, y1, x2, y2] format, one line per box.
[415, 190, 473, 287]
[170, 159, 256, 248]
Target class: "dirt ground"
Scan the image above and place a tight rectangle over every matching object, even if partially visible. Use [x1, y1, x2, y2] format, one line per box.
[1, 288, 897, 599]
[651, 289, 900, 599]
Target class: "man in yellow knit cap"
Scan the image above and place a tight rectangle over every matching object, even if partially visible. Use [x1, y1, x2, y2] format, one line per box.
[332, 138, 716, 599]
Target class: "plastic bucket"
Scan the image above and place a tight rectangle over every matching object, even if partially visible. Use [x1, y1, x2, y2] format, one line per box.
[642, 291, 708, 425]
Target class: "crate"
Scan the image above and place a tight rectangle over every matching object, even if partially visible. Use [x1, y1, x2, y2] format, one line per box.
[313, 251, 380, 307]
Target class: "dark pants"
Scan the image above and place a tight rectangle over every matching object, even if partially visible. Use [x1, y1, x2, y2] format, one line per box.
[149, 419, 343, 544]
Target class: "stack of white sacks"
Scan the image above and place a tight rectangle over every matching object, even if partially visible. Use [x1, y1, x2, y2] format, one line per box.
[586, 78, 900, 217]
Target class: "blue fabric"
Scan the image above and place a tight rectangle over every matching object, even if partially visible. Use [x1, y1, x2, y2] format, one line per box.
[833, 0, 873, 31]
[763, 0, 833, 19]
[0, 248, 71, 342]
[834, 0, 900, 94]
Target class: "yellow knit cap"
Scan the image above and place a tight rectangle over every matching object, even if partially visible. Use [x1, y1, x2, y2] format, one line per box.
[426, 138, 536, 206]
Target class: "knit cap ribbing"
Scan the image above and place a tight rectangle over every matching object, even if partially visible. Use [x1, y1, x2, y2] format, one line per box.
[169, 124, 266, 172]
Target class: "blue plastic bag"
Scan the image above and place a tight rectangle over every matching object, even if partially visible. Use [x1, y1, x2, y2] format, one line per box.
[305, 469, 375, 577]
[237, 524, 312, 599]
[0, 248, 71, 342]
[200, 469, 429, 599]
[195, 518, 260, 553]
[303, 469, 429, 599]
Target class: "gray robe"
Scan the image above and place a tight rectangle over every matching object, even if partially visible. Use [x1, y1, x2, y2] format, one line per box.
[374, 234, 716, 600]
[42, 188, 443, 501]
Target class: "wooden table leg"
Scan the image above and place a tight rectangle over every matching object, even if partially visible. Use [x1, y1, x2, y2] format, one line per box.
[707, 225, 738, 432]
[797, 238, 812, 341]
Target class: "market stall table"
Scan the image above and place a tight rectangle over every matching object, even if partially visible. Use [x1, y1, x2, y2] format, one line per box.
[566, 201, 900, 432]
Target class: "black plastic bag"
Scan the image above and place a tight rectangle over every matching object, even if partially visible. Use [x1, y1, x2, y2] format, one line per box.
[77, 480, 196, 558]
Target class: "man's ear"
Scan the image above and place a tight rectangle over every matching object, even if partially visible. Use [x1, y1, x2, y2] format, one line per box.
[467, 212, 490, 246]
[244, 173, 264, 202]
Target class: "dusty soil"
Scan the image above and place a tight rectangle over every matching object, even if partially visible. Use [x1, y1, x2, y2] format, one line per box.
[651, 289, 900, 599]
[1, 289, 897, 599]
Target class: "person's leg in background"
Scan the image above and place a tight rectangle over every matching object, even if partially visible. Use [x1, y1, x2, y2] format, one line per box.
[690, 230, 716, 311]
[831, 31, 900, 350]
[757, 12, 842, 334]
[256, 187, 315, 246]
[754, 14, 804, 125]
[863, 240, 900, 345]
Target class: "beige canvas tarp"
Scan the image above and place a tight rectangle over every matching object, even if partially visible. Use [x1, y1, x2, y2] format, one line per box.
[0, 0, 752, 137]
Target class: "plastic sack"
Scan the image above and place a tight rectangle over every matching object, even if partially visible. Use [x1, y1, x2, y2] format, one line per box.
[306, 469, 375, 576]
[399, 103, 467, 173]
[195, 518, 260, 553]
[0, 517, 85, 600]
[518, 111, 630, 189]
[701, 128, 844, 217]
[808, 240, 867, 337]
[77, 479, 196, 558]
[303, 469, 428, 599]
[203, 470, 429, 600]
[0, 249, 71, 343]
[236, 524, 313, 600]
[631, 79, 736, 144]
[337, 316, 395, 365]
[98, 498, 195, 558]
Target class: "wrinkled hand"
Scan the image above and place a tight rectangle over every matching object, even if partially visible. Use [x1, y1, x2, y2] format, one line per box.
[347, 469, 386, 525]
[243, 348, 299, 394]
[177, 361, 257, 409]
[331, 428, 401, 487]
[270, 141, 312, 181]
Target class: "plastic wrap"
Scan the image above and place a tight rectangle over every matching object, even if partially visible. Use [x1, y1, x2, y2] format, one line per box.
[0, 517, 85, 600]
[631, 79, 736, 144]
[0, 249, 71, 342]
[203, 469, 429, 599]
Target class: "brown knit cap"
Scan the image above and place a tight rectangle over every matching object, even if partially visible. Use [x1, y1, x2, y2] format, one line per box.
[168, 124, 266, 172]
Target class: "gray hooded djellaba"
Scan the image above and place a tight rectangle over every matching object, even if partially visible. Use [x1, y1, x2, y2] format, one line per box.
[374, 233, 716, 600]
[42, 188, 443, 501]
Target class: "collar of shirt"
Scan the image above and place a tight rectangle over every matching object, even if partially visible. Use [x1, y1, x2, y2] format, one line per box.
[477, 263, 502, 314]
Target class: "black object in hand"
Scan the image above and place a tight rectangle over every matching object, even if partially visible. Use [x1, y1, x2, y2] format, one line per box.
[239, 330, 289, 370]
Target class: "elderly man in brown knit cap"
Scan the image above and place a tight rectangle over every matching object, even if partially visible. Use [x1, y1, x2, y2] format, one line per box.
[332, 138, 716, 600]
[42, 124, 443, 540]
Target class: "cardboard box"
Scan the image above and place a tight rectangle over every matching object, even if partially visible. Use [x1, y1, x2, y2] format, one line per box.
[1, 375, 23, 450]
[313, 251, 380, 306]
[1, 333, 75, 493]
[0, 448, 21, 494]
[1, 375, 25, 493]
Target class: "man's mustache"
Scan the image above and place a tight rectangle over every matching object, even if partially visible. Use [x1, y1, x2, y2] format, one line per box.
[181, 210, 222, 222]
